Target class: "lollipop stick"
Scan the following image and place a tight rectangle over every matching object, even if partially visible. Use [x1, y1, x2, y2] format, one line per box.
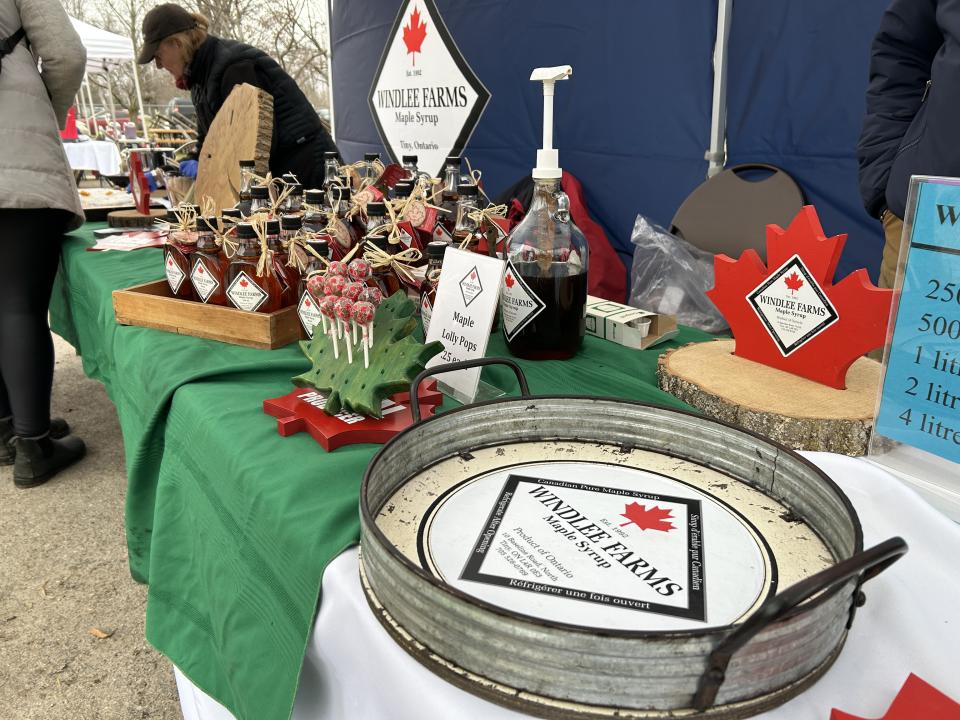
[321, 315, 328, 334]
[345, 322, 354, 364]
[330, 324, 339, 360]
[363, 328, 370, 369]
[352, 320, 358, 346]
[367, 321, 374, 350]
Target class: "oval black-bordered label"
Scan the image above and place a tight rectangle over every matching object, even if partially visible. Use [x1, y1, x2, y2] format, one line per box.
[417, 461, 777, 633]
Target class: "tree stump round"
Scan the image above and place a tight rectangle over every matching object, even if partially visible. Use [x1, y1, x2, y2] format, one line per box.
[657, 339, 881, 456]
[107, 208, 167, 228]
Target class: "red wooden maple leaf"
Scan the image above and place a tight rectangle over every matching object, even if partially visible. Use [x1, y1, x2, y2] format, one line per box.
[784, 271, 803, 293]
[403, 7, 427, 65]
[706, 206, 894, 389]
[619, 503, 675, 532]
[504, 273, 515, 289]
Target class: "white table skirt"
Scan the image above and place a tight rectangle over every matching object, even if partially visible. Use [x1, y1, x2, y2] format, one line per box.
[62, 140, 121, 175]
[176, 452, 960, 720]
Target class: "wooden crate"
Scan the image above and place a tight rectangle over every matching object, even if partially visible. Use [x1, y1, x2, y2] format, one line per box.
[113, 280, 301, 350]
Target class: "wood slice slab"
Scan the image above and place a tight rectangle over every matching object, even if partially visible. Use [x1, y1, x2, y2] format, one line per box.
[194, 83, 273, 213]
[657, 339, 881, 456]
[107, 208, 167, 228]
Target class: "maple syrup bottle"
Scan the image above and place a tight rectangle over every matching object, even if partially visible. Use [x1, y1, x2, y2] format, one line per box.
[438, 155, 462, 232]
[297, 237, 330, 339]
[280, 215, 305, 304]
[265, 218, 296, 307]
[419, 241, 447, 334]
[452, 183, 480, 247]
[226, 222, 282, 313]
[163, 210, 195, 301]
[363, 152, 381, 182]
[238, 159, 256, 216]
[191, 216, 228, 305]
[250, 184, 271, 216]
[402, 155, 419, 182]
[501, 177, 588, 360]
[282, 182, 303, 214]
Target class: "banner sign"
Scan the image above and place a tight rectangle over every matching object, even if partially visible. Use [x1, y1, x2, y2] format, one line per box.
[368, 0, 490, 176]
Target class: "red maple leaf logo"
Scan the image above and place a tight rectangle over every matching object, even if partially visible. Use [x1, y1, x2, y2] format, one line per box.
[239, 278, 248, 288]
[504, 273, 514, 289]
[706, 206, 894, 389]
[784, 271, 803, 293]
[402, 7, 427, 65]
[619, 503, 675, 532]
[304, 298, 312, 307]
[197, 265, 204, 274]
[470, 271, 477, 280]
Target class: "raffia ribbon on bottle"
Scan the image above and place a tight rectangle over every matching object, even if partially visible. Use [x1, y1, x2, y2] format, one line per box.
[455, 203, 507, 251]
[249, 215, 274, 279]
[400, 176, 446, 226]
[250, 172, 296, 217]
[285, 231, 330, 274]
[199, 196, 240, 257]
[157, 203, 199, 245]
[363, 243, 423, 288]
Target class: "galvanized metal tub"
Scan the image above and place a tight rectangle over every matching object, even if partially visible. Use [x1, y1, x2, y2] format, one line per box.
[359, 359, 906, 719]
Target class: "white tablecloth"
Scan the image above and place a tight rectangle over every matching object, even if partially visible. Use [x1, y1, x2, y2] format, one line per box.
[176, 452, 960, 720]
[62, 140, 121, 175]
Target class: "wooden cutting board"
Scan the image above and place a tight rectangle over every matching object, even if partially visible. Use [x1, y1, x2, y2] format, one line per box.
[194, 83, 273, 213]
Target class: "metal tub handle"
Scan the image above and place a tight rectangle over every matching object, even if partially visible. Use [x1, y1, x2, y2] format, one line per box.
[693, 536, 908, 711]
[409, 357, 531, 423]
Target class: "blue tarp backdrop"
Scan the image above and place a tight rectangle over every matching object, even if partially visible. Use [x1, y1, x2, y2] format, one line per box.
[331, 0, 889, 282]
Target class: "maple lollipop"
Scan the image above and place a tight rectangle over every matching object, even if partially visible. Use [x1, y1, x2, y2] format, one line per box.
[324, 273, 347, 298]
[306, 273, 325, 301]
[319, 295, 339, 358]
[327, 260, 348, 277]
[358, 286, 383, 307]
[351, 301, 375, 369]
[334, 297, 355, 364]
[347, 258, 372, 283]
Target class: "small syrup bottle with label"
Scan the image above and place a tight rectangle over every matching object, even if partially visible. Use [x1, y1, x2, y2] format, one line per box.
[265, 218, 296, 307]
[366, 235, 402, 298]
[250, 184, 271, 216]
[297, 237, 330, 339]
[226, 222, 282, 313]
[163, 210, 195, 301]
[438, 155, 462, 232]
[191, 216, 227, 305]
[419, 241, 447, 335]
[238, 160, 256, 216]
[453, 183, 480, 248]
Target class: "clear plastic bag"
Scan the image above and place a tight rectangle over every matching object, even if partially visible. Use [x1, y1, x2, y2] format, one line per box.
[628, 214, 728, 333]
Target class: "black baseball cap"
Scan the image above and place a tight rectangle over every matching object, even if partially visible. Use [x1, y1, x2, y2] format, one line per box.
[137, 4, 199, 64]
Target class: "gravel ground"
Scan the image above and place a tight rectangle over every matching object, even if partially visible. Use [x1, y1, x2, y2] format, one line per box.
[0, 333, 182, 720]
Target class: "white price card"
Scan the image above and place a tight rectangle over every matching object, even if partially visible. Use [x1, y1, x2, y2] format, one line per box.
[424, 247, 505, 403]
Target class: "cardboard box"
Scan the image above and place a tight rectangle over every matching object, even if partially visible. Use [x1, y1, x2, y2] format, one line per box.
[113, 280, 300, 350]
[585, 295, 677, 350]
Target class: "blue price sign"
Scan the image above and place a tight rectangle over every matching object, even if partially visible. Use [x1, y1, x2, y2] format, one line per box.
[875, 178, 960, 464]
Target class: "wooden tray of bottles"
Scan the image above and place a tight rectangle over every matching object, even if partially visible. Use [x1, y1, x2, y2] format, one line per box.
[112, 279, 301, 350]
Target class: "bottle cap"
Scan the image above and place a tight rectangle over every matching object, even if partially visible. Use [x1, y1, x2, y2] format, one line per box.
[427, 241, 447, 259]
[445, 155, 461, 165]
[308, 238, 330, 256]
[251, 185, 270, 199]
[201, 216, 219, 232]
[305, 189, 325, 206]
[364, 152, 381, 162]
[237, 222, 256, 240]
[367, 235, 390, 251]
[323, 151, 339, 160]
[402, 155, 418, 164]
[265, 219, 281, 235]
[393, 182, 413, 198]
[333, 185, 351, 202]
[280, 214, 302, 231]
[239, 159, 255, 168]
[287, 183, 303, 196]
[367, 201, 387, 217]
[457, 183, 478, 196]
[221, 208, 242, 219]
[281, 173, 298, 184]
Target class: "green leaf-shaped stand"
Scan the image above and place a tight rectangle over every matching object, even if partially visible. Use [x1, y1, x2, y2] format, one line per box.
[292, 292, 444, 418]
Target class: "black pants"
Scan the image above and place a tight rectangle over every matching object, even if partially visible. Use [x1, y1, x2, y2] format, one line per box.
[0, 209, 68, 436]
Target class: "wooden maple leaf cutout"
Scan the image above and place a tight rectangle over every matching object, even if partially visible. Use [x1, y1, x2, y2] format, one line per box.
[619, 502, 675, 532]
[707, 205, 894, 389]
[403, 7, 427, 65]
[292, 292, 443, 418]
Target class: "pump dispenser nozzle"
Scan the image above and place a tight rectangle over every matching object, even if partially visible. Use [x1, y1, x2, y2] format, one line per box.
[530, 65, 572, 179]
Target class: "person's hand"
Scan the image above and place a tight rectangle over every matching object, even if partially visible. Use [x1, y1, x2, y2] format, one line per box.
[179, 159, 199, 178]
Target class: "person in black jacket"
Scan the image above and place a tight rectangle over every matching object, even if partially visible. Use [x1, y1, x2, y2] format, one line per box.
[857, 0, 958, 288]
[138, 3, 338, 189]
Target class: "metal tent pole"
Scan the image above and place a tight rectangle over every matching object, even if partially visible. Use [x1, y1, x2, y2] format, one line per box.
[326, 0, 336, 141]
[104, 63, 118, 128]
[706, 0, 733, 178]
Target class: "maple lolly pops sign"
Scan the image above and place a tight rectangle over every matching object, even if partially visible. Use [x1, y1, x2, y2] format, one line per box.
[368, 0, 490, 176]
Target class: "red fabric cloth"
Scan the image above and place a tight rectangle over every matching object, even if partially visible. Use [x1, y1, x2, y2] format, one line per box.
[59, 106, 77, 140]
[561, 171, 626, 302]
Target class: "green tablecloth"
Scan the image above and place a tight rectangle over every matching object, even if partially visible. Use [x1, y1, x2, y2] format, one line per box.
[50, 223, 712, 720]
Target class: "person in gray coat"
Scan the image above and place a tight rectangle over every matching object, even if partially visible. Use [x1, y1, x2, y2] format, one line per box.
[0, 0, 86, 487]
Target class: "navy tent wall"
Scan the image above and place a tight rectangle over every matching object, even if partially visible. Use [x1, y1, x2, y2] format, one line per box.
[331, 0, 716, 265]
[725, 0, 889, 282]
[331, 0, 890, 279]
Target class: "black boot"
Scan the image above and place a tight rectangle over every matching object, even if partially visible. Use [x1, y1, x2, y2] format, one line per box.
[12, 433, 86, 488]
[0, 417, 71, 466]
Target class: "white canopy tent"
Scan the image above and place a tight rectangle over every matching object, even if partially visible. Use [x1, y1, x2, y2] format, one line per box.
[69, 17, 148, 140]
